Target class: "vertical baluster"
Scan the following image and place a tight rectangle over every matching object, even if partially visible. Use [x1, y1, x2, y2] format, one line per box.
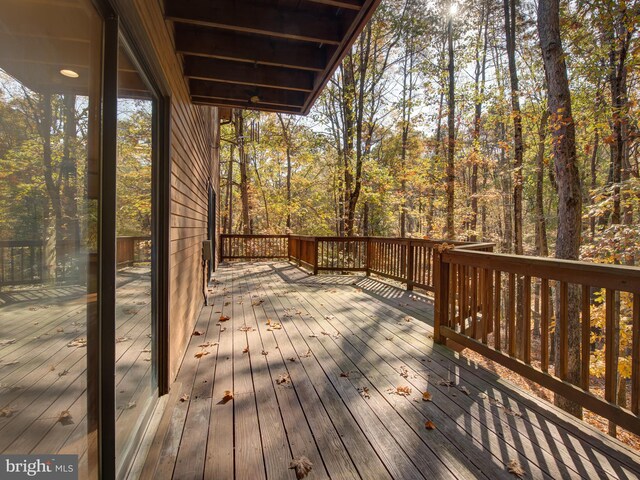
[604, 288, 616, 405]
[581, 284, 591, 391]
[524, 275, 531, 364]
[508, 273, 516, 357]
[541, 279, 549, 372]
[483, 268, 492, 343]
[559, 281, 569, 380]
[449, 263, 457, 328]
[471, 267, 478, 338]
[632, 293, 640, 414]
[457, 263, 463, 331]
[494, 270, 501, 351]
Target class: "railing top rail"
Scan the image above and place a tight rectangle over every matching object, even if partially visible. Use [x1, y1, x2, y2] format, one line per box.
[0, 240, 44, 247]
[221, 234, 289, 239]
[443, 249, 640, 292]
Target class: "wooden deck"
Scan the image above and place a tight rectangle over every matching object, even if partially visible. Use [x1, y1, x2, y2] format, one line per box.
[0, 268, 153, 470]
[142, 261, 640, 480]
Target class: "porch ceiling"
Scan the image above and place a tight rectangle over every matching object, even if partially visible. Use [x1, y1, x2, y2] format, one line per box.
[165, 0, 381, 114]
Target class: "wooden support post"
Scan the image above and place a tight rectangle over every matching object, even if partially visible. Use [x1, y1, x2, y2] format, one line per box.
[287, 234, 291, 261]
[406, 240, 414, 291]
[434, 251, 449, 345]
[313, 237, 318, 275]
[365, 237, 371, 276]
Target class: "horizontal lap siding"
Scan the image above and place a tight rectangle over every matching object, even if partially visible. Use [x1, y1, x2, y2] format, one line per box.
[119, 0, 221, 381]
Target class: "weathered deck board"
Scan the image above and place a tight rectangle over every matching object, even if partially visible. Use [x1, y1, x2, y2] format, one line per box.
[143, 261, 640, 480]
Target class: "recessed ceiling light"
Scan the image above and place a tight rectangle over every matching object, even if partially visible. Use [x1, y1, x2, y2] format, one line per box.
[250, 95, 260, 104]
[60, 69, 79, 78]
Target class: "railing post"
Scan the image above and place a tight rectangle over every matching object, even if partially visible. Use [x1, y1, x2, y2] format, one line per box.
[406, 239, 414, 291]
[433, 250, 449, 345]
[313, 237, 319, 275]
[220, 235, 225, 262]
[287, 234, 291, 261]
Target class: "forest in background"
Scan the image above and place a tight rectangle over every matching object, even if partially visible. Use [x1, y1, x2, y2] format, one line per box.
[220, 0, 639, 266]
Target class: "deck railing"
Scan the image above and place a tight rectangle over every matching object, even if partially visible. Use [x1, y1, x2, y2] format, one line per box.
[434, 248, 640, 436]
[0, 236, 151, 286]
[220, 234, 493, 291]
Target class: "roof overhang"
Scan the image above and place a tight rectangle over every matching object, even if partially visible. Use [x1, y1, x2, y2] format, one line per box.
[165, 0, 381, 115]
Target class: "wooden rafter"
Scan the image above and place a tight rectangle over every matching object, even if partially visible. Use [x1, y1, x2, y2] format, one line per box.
[189, 79, 306, 108]
[183, 57, 314, 93]
[165, 0, 355, 45]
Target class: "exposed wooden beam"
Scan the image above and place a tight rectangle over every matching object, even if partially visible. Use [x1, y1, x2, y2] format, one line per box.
[165, 0, 353, 45]
[304, 0, 363, 10]
[183, 56, 314, 93]
[192, 96, 303, 115]
[189, 79, 306, 109]
[174, 25, 332, 72]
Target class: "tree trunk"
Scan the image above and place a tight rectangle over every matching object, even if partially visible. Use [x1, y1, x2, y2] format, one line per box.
[446, 16, 455, 239]
[237, 110, 251, 234]
[535, 108, 550, 257]
[538, 0, 583, 418]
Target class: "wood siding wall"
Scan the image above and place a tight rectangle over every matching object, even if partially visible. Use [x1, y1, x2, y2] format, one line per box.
[116, 0, 220, 381]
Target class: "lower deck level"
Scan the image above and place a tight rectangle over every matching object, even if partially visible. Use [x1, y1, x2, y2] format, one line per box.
[141, 261, 640, 479]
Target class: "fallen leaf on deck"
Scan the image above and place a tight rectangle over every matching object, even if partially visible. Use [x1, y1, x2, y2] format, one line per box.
[288, 357, 297, 362]
[308, 333, 317, 338]
[224, 302, 230, 306]
[126, 401, 136, 410]
[358, 387, 370, 399]
[459, 386, 470, 395]
[425, 420, 436, 430]
[220, 327, 227, 332]
[267, 322, 282, 331]
[67, 338, 87, 348]
[198, 342, 217, 348]
[276, 373, 290, 385]
[301, 349, 312, 358]
[56, 328, 64, 333]
[49, 365, 56, 372]
[219, 315, 230, 322]
[252, 299, 264, 306]
[289, 456, 313, 479]
[439, 379, 455, 387]
[261, 350, 268, 355]
[179, 394, 190, 402]
[222, 390, 233, 402]
[340, 371, 350, 378]
[389, 386, 412, 396]
[194, 351, 210, 359]
[243, 346, 249, 354]
[193, 330, 204, 336]
[239, 325, 252, 332]
[507, 459, 525, 478]
[386, 337, 393, 341]
[141, 348, 152, 353]
[422, 391, 432, 402]
[58, 369, 69, 377]
[0, 407, 17, 417]
[116, 336, 130, 343]
[404, 316, 412, 322]
[58, 411, 73, 425]
[399, 366, 409, 378]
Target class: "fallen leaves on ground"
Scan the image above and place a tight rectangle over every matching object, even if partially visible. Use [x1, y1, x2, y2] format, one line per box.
[340, 371, 350, 378]
[459, 386, 470, 395]
[126, 401, 136, 410]
[141, 348, 152, 353]
[308, 333, 317, 338]
[388, 386, 412, 396]
[358, 386, 370, 399]
[56, 327, 64, 333]
[222, 390, 233, 402]
[239, 325, 252, 332]
[198, 342, 218, 348]
[276, 373, 291, 385]
[439, 379, 455, 387]
[507, 459, 525, 478]
[252, 299, 264, 306]
[425, 420, 436, 430]
[399, 366, 409, 378]
[0, 407, 17, 417]
[179, 394, 190, 402]
[243, 346, 249, 354]
[58, 411, 73, 425]
[287, 357, 296, 362]
[219, 315, 230, 322]
[267, 322, 282, 331]
[301, 349, 312, 358]
[261, 350, 269, 355]
[58, 369, 69, 377]
[422, 391, 432, 402]
[67, 338, 87, 348]
[289, 456, 313, 479]
[115, 336, 129, 343]
[192, 330, 204, 336]
[194, 351, 210, 359]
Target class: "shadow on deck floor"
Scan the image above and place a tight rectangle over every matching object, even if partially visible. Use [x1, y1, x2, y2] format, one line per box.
[140, 261, 640, 480]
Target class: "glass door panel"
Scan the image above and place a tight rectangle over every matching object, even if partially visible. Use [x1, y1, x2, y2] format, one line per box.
[115, 42, 157, 474]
